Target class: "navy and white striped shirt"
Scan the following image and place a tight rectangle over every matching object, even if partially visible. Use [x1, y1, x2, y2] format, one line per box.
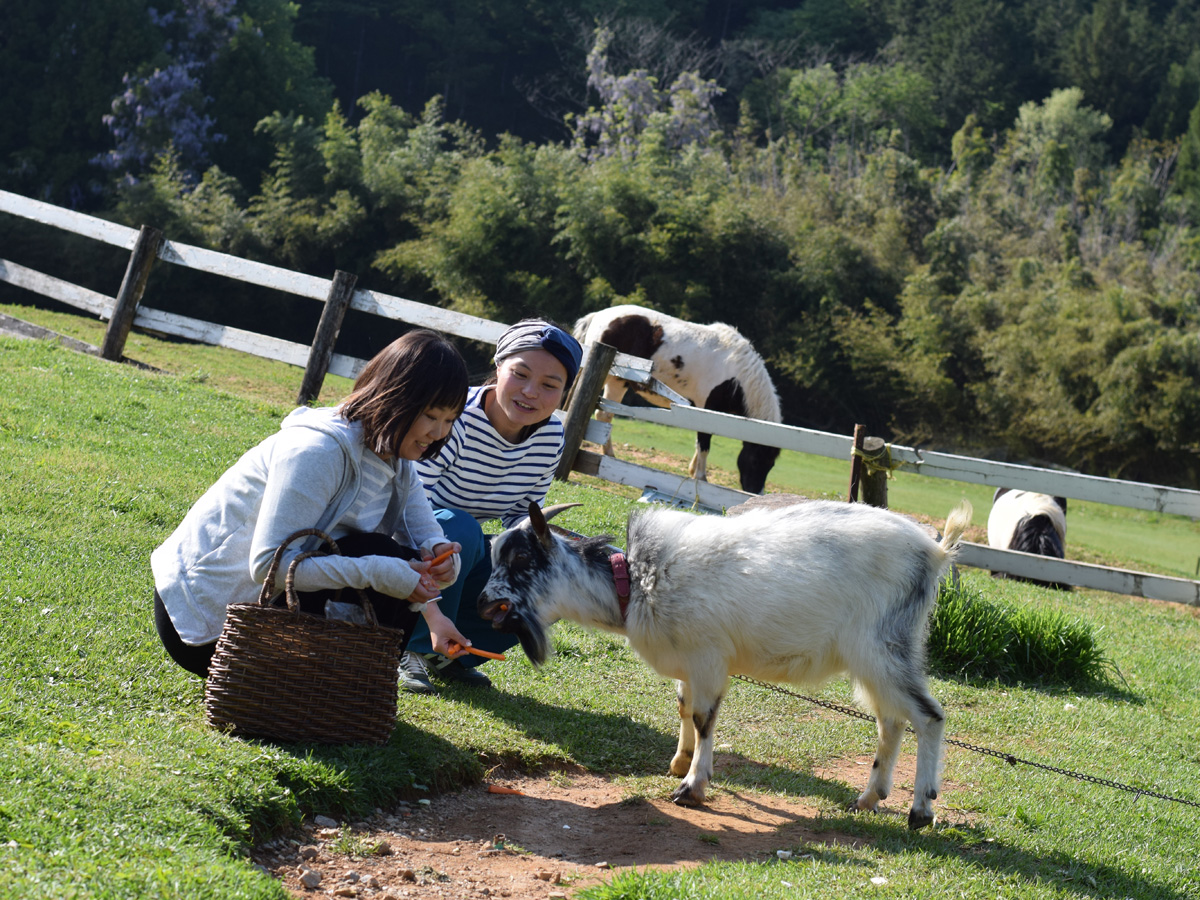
[417, 386, 565, 528]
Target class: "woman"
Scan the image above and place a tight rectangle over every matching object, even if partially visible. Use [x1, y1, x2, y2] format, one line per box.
[404, 319, 583, 692]
[151, 329, 477, 677]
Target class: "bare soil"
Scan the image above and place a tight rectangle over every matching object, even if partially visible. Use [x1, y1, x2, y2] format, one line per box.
[254, 755, 964, 899]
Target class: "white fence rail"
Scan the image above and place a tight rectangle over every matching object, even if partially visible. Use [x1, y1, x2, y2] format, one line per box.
[3, 188, 1197, 606]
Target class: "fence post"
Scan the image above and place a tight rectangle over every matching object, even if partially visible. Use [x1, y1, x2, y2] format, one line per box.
[297, 269, 358, 406]
[101, 225, 163, 362]
[555, 341, 617, 481]
[859, 436, 890, 508]
[848, 423, 866, 502]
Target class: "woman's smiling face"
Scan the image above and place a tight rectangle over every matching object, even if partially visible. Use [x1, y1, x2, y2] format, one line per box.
[395, 405, 459, 460]
[488, 348, 568, 441]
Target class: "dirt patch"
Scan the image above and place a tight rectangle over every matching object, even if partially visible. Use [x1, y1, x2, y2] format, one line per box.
[255, 756, 963, 899]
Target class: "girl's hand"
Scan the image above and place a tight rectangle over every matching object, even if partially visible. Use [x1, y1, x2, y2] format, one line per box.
[405, 558, 442, 604]
[422, 542, 461, 585]
[419, 604, 470, 658]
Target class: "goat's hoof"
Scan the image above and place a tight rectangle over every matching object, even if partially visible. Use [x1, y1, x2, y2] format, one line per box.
[907, 809, 935, 830]
[671, 784, 705, 807]
[848, 793, 878, 813]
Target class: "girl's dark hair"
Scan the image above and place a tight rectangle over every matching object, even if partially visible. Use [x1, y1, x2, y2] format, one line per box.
[340, 330, 468, 459]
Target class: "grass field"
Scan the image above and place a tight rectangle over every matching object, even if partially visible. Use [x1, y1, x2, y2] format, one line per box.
[1, 306, 1199, 899]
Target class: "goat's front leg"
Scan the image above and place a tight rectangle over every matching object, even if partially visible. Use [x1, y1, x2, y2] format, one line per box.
[670, 677, 725, 807]
[670, 681, 696, 777]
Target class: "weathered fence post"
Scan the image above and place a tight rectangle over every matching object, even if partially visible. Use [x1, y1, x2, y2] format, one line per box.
[101, 225, 163, 361]
[859, 436, 890, 508]
[848, 423, 866, 502]
[555, 341, 617, 481]
[297, 270, 358, 406]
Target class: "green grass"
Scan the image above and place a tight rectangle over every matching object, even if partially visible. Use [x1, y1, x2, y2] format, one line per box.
[1, 311, 1199, 899]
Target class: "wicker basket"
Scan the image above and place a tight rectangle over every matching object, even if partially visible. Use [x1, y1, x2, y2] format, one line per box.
[204, 528, 406, 744]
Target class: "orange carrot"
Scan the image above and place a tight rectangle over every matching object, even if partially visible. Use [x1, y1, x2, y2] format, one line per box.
[428, 548, 455, 567]
[487, 784, 525, 795]
[462, 647, 505, 660]
[445, 639, 505, 661]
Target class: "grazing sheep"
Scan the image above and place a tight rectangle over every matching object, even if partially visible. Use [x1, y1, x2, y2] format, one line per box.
[987, 488, 1068, 589]
[478, 499, 973, 829]
[572, 305, 782, 493]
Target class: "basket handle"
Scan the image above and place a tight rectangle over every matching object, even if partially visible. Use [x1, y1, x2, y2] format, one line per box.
[256, 527, 341, 605]
[285, 550, 379, 628]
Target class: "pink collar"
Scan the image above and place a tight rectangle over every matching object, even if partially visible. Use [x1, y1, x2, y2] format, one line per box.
[609, 552, 631, 621]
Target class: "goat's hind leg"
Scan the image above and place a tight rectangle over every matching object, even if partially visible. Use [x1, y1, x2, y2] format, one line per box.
[852, 675, 945, 829]
[905, 686, 945, 830]
[853, 712, 906, 815]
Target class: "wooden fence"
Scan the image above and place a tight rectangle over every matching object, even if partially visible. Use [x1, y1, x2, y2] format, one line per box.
[3, 187, 1198, 606]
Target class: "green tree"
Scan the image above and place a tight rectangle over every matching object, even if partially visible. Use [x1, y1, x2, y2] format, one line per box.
[0, 0, 160, 204]
[1062, 0, 1163, 151]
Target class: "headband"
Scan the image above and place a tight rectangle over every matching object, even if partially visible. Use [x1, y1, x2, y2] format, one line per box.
[494, 320, 583, 390]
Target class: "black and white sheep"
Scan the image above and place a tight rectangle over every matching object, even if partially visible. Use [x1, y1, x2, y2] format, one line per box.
[572, 305, 782, 493]
[987, 488, 1068, 589]
[477, 498, 973, 829]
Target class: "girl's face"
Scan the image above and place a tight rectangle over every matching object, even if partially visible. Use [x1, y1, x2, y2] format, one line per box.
[396, 405, 459, 460]
[489, 348, 568, 441]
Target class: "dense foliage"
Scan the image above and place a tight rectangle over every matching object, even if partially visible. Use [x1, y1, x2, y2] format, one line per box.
[2, 1, 1199, 485]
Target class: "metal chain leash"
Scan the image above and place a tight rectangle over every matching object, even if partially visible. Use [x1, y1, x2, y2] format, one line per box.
[732, 675, 1200, 811]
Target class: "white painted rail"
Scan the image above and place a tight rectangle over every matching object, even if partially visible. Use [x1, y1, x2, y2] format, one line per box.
[598, 399, 1200, 519]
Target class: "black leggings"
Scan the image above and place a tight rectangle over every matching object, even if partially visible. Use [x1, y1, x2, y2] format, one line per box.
[154, 532, 421, 677]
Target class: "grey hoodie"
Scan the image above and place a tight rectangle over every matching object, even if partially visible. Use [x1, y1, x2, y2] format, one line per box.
[151, 405, 455, 645]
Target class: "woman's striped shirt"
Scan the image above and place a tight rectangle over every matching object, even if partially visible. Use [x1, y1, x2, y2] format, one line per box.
[417, 386, 564, 528]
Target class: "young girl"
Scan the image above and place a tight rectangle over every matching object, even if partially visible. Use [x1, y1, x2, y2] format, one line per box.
[151, 329, 476, 677]
[404, 318, 583, 692]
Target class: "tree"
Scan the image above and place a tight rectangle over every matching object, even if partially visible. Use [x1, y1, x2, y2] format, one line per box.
[1062, 0, 1163, 151]
[0, 0, 160, 204]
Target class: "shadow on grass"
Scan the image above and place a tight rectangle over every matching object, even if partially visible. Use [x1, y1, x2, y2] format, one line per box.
[459, 687, 1191, 900]
[264, 720, 481, 822]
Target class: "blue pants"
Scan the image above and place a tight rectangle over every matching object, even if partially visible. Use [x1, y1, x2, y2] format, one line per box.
[405, 507, 519, 666]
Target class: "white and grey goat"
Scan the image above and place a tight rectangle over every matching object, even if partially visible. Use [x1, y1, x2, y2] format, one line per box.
[477, 498, 973, 830]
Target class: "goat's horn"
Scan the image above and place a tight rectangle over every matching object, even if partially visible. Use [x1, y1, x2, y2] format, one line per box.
[540, 502, 582, 522]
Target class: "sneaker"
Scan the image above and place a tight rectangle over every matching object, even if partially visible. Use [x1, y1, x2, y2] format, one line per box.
[399, 651, 436, 694]
[423, 654, 493, 688]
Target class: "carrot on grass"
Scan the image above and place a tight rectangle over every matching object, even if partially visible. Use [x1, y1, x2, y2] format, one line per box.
[486, 784, 525, 795]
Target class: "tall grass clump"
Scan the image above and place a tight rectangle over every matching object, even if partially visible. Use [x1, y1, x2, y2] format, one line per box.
[929, 581, 1117, 685]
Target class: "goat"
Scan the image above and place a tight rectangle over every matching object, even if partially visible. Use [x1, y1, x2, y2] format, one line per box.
[987, 488, 1069, 590]
[573, 305, 782, 493]
[478, 498, 973, 829]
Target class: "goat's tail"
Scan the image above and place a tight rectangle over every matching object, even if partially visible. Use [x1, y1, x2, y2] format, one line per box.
[939, 501, 973, 556]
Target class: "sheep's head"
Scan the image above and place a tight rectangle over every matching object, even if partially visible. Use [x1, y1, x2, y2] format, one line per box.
[477, 503, 579, 665]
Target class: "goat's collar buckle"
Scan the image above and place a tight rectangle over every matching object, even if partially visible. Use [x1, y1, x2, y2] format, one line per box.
[609, 551, 631, 621]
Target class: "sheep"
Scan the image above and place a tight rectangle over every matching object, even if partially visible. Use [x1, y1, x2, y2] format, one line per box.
[573, 305, 782, 493]
[987, 488, 1068, 590]
[477, 498, 973, 830]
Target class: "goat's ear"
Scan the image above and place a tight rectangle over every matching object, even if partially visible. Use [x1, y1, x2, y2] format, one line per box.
[528, 502, 552, 549]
